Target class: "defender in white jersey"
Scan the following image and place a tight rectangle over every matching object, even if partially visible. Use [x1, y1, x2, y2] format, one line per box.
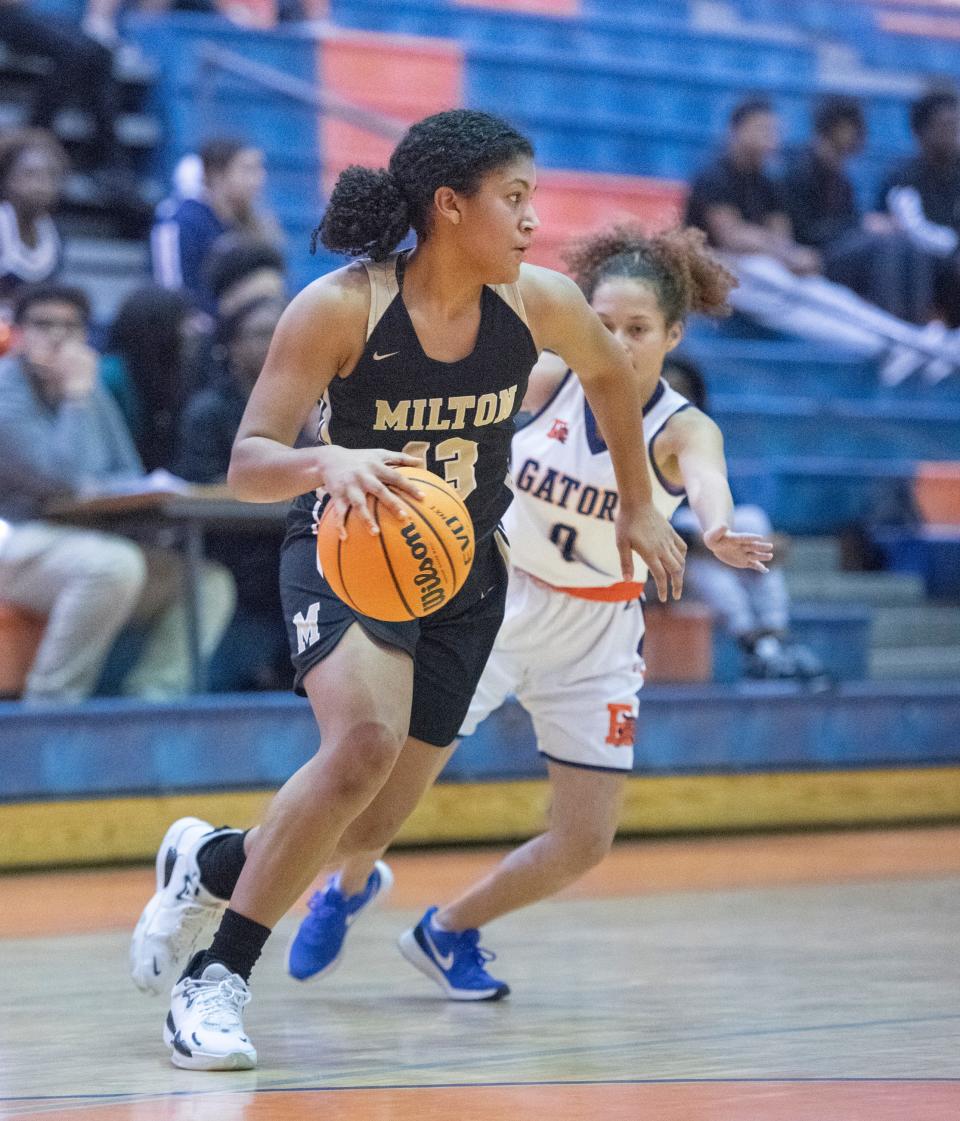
[286, 226, 773, 1001]
[461, 367, 692, 772]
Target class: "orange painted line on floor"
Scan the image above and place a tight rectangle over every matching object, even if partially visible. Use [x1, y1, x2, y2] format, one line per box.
[5, 1080, 960, 1121]
[3, 827, 960, 940]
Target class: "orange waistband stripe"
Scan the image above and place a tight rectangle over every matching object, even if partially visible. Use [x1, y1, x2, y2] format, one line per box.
[552, 580, 646, 602]
[518, 569, 645, 602]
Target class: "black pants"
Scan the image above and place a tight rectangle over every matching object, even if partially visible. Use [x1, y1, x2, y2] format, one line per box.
[823, 229, 935, 326]
[0, 5, 118, 166]
[933, 253, 960, 329]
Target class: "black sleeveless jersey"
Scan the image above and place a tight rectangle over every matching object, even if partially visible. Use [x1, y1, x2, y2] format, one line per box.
[290, 251, 538, 544]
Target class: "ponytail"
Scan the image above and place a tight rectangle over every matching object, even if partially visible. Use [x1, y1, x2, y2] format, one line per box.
[313, 165, 410, 261]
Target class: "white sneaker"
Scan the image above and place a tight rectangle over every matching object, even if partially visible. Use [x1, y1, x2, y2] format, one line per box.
[130, 816, 238, 996]
[164, 962, 256, 1070]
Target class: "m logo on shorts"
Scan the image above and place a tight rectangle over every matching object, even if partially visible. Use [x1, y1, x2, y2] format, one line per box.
[293, 601, 321, 654]
[605, 703, 636, 747]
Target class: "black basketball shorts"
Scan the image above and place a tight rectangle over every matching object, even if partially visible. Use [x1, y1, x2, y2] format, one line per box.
[280, 523, 509, 747]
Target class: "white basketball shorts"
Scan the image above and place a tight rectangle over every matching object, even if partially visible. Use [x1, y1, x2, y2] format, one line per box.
[460, 568, 645, 771]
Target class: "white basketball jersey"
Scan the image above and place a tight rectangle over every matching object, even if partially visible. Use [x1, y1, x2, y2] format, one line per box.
[506, 372, 690, 592]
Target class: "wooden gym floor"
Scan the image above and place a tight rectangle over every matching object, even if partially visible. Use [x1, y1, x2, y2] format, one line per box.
[1, 827, 959, 1120]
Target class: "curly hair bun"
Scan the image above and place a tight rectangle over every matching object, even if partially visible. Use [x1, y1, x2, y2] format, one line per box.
[316, 166, 410, 260]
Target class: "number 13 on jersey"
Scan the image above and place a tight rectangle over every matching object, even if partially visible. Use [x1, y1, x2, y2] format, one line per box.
[403, 438, 479, 499]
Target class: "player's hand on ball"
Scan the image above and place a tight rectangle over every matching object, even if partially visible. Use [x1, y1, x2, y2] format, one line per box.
[616, 502, 686, 602]
[321, 447, 426, 539]
[703, 525, 773, 573]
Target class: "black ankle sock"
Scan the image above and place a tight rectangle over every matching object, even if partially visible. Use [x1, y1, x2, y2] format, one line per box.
[196, 830, 248, 900]
[188, 908, 272, 983]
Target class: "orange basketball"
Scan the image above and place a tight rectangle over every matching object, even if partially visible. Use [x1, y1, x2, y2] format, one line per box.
[316, 467, 475, 621]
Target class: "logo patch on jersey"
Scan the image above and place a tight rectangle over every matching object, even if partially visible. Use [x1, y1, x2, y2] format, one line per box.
[373, 350, 399, 361]
[547, 418, 569, 443]
[605, 702, 636, 747]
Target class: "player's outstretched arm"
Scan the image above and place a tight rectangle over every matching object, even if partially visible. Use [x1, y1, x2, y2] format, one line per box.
[227, 269, 424, 529]
[659, 409, 773, 573]
[520, 265, 686, 600]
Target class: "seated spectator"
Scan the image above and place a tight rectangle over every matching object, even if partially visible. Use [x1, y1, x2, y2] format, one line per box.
[204, 234, 286, 317]
[101, 285, 204, 472]
[0, 2, 123, 173]
[0, 283, 235, 702]
[686, 98, 960, 384]
[880, 89, 960, 329]
[686, 97, 820, 275]
[0, 130, 66, 318]
[151, 138, 282, 314]
[784, 96, 936, 325]
[175, 234, 288, 395]
[662, 356, 827, 684]
[177, 296, 289, 690]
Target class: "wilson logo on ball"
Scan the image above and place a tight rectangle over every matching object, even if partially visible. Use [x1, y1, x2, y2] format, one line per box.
[400, 523, 446, 613]
[316, 467, 475, 622]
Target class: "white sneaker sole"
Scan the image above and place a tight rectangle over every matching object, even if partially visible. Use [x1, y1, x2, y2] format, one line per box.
[130, 816, 222, 996]
[396, 927, 508, 1002]
[285, 860, 395, 983]
[163, 1018, 256, 1071]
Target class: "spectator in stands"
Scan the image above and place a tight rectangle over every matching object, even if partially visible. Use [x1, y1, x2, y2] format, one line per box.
[662, 356, 827, 684]
[784, 96, 935, 325]
[152, 139, 282, 315]
[0, 1, 123, 172]
[687, 98, 960, 385]
[177, 296, 289, 690]
[686, 97, 819, 276]
[204, 235, 286, 317]
[0, 130, 66, 318]
[176, 235, 287, 396]
[100, 285, 205, 473]
[0, 283, 235, 702]
[880, 90, 960, 329]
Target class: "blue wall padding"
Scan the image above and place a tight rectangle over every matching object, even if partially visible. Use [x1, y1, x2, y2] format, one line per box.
[2, 683, 958, 802]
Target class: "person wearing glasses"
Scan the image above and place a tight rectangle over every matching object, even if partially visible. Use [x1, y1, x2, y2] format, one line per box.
[0, 283, 235, 702]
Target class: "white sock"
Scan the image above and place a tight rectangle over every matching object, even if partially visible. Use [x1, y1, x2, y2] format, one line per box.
[431, 911, 454, 933]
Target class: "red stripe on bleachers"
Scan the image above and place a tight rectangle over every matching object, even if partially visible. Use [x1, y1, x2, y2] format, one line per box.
[915, 463, 960, 525]
[314, 27, 684, 271]
[529, 170, 687, 273]
[316, 28, 463, 192]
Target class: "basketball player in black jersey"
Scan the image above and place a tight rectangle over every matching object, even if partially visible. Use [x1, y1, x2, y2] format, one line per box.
[130, 109, 686, 1070]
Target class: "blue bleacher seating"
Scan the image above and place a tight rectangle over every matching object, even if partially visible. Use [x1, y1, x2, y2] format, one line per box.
[713, 604, 873, 683]
[872, 527, 960, 599]
[712, 395, 960, 461]
[680, 338, 960, 404]
[330, 0, 817, 82]
[728, 457, 917, 534]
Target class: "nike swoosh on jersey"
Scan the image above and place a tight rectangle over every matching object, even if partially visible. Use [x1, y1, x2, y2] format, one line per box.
[422, 924, 455, 970]
[373, 350, 399, 361]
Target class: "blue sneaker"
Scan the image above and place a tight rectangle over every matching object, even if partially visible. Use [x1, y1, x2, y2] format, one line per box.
[286, 861, 394, 981]
[397, 907, 510, 1001]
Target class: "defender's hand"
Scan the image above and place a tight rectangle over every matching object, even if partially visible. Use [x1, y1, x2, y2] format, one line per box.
[616, 502, 686, 602]
[703, 525, 773, 573]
